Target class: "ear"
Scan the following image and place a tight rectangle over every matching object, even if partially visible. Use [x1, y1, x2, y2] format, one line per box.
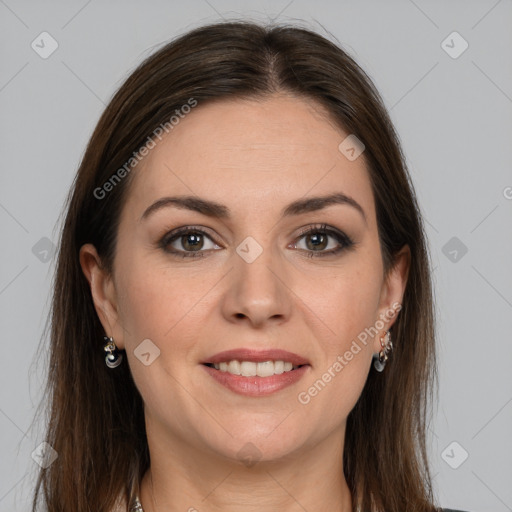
[79, 243, 125, 350]
[373, 244, 410, 351]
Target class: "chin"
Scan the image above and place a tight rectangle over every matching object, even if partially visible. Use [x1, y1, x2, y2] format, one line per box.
[198, 427, 308, 467]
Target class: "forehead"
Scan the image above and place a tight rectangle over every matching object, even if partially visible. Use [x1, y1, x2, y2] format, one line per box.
[124, 93, 375, 221]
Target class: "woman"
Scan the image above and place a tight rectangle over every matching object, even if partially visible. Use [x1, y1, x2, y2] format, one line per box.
[31, 20, 468, 512]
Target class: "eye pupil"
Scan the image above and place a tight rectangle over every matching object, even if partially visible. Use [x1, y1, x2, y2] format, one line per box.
[182, 233, 203, 251]
[306, 233, 327, 251]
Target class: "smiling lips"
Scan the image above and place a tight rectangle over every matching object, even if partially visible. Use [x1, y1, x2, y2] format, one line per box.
[201, 348, 311, 396]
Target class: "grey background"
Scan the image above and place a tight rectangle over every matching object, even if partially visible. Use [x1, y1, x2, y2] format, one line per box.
[1, 1, 511, 511]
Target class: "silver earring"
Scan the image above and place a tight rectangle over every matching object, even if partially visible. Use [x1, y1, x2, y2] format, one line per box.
[373, 330, 393, 372]
[103, 336, 123, 368]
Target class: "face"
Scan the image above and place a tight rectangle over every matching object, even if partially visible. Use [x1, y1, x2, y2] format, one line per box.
[81, 93, 409, 465]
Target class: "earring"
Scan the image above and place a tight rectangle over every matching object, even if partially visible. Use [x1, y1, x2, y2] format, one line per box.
[103, 336, 123, 368]
[373, 330, 393, 372]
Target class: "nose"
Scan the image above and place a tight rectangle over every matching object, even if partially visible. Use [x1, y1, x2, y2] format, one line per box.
[221, 242, 292, 328]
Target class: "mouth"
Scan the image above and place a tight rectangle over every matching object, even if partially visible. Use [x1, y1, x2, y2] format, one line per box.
[200, 348, 311, 396]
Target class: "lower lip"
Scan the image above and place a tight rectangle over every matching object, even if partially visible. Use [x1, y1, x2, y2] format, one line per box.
[202, 364, 310, 397]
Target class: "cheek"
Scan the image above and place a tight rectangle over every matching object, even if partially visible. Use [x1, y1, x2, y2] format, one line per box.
[114, 263, 204, 406]
[114, 259, 219, 366]
[307, 260, 383, 413]
[115, 268, 167, 341]
[298, 289, 376, 423]
[115, 255, 185, 335]
[313, 263, 383, 350]
[296, 338, 372, 436]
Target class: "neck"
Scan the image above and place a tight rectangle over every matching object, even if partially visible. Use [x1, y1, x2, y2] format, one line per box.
[139, 424, 353, 512]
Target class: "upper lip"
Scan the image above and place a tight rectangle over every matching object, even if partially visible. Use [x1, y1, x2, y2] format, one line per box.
[202, 348, 310, 366]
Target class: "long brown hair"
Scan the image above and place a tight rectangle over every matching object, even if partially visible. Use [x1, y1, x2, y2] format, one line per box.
[31, 20, 439, 512]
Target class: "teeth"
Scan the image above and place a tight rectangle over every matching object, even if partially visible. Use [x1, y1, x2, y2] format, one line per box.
[241, 361, 257, 377]
[212, 360, 300, 376]
[274, 360, 284, 374]
[228, 360, 241, 375]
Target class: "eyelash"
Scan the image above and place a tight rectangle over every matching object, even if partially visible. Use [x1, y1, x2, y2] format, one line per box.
[159, 224, 355, 259]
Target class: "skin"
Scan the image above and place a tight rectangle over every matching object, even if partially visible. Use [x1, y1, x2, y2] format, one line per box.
[80, 92, 410, 512]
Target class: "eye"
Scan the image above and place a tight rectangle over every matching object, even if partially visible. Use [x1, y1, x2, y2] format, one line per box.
[159, 224, 354, 259]
[291, 224, 354, 258]
[159, 227, 221, 258]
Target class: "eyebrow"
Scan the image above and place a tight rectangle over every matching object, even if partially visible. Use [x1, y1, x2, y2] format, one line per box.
[140, 192, 367, 224]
